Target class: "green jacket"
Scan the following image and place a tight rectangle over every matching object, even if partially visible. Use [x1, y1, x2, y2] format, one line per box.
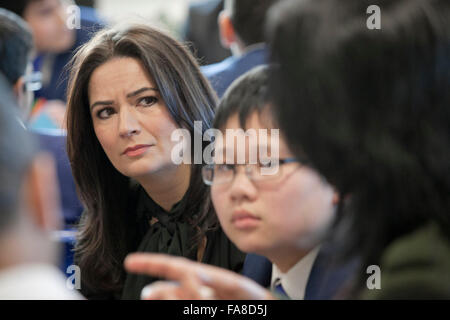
[362, 222, 450, 299]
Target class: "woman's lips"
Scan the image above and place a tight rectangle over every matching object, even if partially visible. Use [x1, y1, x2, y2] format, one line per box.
[123, 144, 152, 157]
[231, 210, 261, 230]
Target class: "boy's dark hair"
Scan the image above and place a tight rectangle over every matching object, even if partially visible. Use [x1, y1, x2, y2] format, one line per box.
[0, 8, 33, 85]
[268, 0, 450, 287]
[226, 0, 279, 46]
[0, 73, 36, 232]
[214, 65, 274, 130]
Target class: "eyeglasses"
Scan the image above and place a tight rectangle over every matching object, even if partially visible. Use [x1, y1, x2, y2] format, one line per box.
[23, 71, 42, 92]
[202, 158, 304, 186]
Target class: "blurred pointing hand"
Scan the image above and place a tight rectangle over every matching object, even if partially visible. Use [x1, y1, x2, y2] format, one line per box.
[124, 253, 275, 300]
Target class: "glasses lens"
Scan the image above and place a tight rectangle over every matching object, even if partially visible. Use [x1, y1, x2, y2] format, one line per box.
[252, 160, 282, 181]
[213, 164, 236, 185]
[202, 165, 214, 185]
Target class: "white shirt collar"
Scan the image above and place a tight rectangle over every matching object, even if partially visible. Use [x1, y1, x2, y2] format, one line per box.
[0, 263, 83, 300]
[233, 42, 266, 58]
[271, 246, 321, 300]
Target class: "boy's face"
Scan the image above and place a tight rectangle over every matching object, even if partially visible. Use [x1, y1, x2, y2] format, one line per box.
[23, 0, 75, 53]
[211, 111, 336, 260]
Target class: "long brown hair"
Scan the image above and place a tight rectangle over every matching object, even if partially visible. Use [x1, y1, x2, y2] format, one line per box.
[66, 24, 218, 295]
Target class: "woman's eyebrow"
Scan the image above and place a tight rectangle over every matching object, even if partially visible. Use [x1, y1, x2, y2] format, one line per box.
[126, 87, 159, 98]
[90, 100, 114, 111]
[90, 87, 159, 111]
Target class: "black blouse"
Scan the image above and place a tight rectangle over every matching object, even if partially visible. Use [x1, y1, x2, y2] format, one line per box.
[120, 186, 245, 299]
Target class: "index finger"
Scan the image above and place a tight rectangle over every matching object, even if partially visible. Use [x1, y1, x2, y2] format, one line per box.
[124, 253, 272, 299]
[125, 253, 195, 282]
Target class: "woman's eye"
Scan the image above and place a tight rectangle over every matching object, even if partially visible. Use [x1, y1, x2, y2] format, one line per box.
[137, 96, 158, 107]
[96, 107, 115, 119]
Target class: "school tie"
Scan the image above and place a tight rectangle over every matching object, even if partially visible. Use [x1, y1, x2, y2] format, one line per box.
[274, 278, 287, 297]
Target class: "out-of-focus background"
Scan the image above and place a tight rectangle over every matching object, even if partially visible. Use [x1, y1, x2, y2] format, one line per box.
[95, 0, 187, 36]
[75, 0, 231, 65]
[79, 0, 197, 39]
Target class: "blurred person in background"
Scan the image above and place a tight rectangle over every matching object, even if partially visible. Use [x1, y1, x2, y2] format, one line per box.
[0, 8, 36, 124]
[268, 0, 450, 298]
[0, 74, 82, 299]
[1, 0, 103, 129]
[201, 0, 279, 98]
[66, 23, 245, 300]
[183, 0, 231, 65]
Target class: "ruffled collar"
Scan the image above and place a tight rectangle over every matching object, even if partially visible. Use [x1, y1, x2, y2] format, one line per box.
[135, 186, 186, 235]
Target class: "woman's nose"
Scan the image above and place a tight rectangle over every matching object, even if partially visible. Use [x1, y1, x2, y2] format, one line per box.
[119, 107, 141, 138]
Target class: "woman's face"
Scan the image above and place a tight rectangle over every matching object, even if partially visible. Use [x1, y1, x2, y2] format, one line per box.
[88, 57, 181, 180]
[211, 112, 337, 257]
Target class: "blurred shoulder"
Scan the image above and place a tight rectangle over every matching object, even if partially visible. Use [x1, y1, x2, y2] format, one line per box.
[362, 222, 450, 299]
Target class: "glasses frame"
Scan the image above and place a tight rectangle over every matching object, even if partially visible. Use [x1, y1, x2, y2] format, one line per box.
[202, 157, 304, 186]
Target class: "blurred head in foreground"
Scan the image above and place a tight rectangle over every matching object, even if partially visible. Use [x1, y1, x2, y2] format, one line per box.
[267, 0, 450, 294]
[0, 72, 61, 274]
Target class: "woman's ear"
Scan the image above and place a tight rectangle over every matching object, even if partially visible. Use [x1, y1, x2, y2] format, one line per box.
[218, 10, 236, 49]
[23, 152, 62, 232]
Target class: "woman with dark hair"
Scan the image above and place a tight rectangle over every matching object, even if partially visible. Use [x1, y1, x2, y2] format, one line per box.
[267, 0, 450, 298]
[66, 24, 245, 299]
